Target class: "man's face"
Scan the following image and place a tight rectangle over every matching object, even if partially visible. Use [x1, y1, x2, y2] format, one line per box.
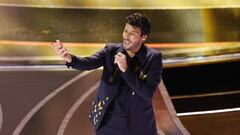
[122, 23, 147, 53]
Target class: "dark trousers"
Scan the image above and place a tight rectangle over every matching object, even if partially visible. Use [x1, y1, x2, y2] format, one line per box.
[96, 114, 157, 135]
[96, 115, 131, 135]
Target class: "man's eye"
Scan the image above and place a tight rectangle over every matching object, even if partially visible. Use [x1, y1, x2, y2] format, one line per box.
[130, 33, 136, 36]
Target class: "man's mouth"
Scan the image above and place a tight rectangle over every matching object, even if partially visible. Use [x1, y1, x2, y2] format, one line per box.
[124, 39, 130, 44]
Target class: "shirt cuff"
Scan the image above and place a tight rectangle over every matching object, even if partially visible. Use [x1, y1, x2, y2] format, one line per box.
[65, 54, 77, 68]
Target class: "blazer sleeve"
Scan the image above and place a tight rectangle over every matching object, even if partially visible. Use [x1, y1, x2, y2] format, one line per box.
[66, 45, 108, 70]
[121, 52, 163, 101]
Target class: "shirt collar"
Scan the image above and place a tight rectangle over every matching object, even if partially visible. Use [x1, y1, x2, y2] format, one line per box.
[134, 43, 147, 61]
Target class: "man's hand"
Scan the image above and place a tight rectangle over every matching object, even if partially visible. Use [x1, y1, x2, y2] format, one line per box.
[114, 52, 128, 72]
[51, 40, 72, 63]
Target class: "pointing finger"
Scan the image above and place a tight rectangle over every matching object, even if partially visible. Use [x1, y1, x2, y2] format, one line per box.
[56, 40, 63, 49]
[50, 42, 56, 47]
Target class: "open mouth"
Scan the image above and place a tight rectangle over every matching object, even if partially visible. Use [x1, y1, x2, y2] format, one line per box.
[124, 39, 131, 45]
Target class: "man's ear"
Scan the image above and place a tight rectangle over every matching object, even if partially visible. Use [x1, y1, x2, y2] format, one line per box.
[142, 35, 148, 41]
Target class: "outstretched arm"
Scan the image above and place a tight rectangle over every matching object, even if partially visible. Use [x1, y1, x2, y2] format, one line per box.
[51, 40, 108, 70]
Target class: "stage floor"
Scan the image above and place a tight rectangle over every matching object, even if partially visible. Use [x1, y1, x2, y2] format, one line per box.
[0, 66, 239, 135]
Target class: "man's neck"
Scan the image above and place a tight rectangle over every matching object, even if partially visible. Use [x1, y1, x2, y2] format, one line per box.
[126, 44, 142, 57]
[127, 51, 135, 58]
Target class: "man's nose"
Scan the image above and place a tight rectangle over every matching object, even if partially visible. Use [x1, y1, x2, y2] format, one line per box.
[124, 33, 130, 39]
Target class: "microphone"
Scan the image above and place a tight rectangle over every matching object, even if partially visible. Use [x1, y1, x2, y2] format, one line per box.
[109, 64, 119, 83]
[109, 49, 125, 83]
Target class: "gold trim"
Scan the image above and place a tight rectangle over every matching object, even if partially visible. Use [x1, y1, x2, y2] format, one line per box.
[0, 1, 240, 9]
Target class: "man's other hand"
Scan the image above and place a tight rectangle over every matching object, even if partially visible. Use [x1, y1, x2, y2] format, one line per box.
[51, 40, 72, 63]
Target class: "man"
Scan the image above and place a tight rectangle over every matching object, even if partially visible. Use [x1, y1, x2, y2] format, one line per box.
[51, 13, 163, 135]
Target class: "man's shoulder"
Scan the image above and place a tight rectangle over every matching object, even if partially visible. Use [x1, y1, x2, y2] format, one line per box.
[102, 43, 123, 54]
[145, 45, 161, 56]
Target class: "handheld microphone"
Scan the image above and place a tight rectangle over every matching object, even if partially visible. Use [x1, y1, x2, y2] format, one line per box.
[109, 64, 119, 83]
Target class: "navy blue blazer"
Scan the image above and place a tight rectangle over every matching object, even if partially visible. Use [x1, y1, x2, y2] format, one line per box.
[66, 43, 163, 134]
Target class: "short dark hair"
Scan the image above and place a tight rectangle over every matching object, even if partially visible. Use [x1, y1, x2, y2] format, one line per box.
[125, 13, 151, 36]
